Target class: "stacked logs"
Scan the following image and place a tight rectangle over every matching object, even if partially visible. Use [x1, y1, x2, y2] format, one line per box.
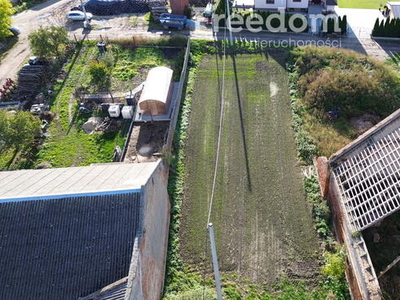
[16, 64, 47, 107]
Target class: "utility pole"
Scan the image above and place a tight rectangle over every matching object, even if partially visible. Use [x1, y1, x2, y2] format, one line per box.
[225, 0, 233, 46]
[79, 0, 90, 29]
[208, 223, 223, 300]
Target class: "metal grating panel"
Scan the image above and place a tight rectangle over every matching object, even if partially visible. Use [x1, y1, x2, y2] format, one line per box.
[333, 127, 400, 232]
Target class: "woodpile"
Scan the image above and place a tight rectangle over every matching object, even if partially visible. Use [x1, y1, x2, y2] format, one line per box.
[17, 64, 47, 101]
[149, 1, 168, 21]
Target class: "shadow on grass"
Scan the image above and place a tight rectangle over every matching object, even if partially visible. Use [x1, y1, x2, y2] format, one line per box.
[49, 41, 84, 108]
[0, 37, 18, 63]
[4, 149, 19, 170]
[231, 54, 252, 192]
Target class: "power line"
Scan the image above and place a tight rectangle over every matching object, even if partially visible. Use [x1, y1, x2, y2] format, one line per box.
[202, 10, 229, 300]
[206, 27, 227, 226]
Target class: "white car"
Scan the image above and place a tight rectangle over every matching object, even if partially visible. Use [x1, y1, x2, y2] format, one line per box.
[66, 11, 93, 21]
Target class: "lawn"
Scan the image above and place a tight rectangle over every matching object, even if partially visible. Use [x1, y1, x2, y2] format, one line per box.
[338, 0, 382, 9]
[180, 52, 320, 287]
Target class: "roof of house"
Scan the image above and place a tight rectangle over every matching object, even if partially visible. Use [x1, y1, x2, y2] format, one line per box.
[326, 0, 337, 6]
[0, 162, 159, 201]
[79, 277, 128, 300]
[0, 162, 162, 300]
[330, 108, 400, 232]
[388, 2, 400, 17]
[139, 66, 173, 106]
[0, 192, 141, 300]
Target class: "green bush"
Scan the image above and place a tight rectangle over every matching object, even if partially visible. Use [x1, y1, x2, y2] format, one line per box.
[290, 46, 400, 118]
[88, 60, 111, 89]
[322, 247, 346, 281]
[304, 174, 332, 239]
[372, 17, 400, 37]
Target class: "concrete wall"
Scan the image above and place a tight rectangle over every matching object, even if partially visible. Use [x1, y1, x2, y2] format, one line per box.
[127, 161, 171, 300]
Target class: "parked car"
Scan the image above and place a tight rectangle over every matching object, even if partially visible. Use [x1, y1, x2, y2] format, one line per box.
[28, 56, 47, 65]
[66, 11, 93, 21]
[8, 27, 20, 37]
[159, 14, 187, 30]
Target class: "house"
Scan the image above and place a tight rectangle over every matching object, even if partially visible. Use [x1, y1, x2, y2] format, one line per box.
[323, 0, 337, 12]
[233, 0, 309, 12]
[317, 108, 400, 299]
[0, 161, 170, 300]
[138, 67, 173, 116]
[386, 1, 400, 19]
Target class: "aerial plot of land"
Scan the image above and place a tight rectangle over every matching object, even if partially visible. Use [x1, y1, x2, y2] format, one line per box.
[180, 52, 320, 285]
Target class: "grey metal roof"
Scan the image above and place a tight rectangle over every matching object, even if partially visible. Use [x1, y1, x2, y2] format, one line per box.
[330, 109, 400, 232]
[0, 192, 142, 300]
[79, 277, 128, 300]
[0, 162, 159, 201]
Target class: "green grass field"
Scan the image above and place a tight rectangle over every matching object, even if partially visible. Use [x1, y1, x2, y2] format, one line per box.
[180, 52, 320, 287]
[338, 0, 382, 9]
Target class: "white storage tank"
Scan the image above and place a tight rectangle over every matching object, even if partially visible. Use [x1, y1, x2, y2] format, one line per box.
[108, 104, 121, 118]
[121, 106, 134, 119]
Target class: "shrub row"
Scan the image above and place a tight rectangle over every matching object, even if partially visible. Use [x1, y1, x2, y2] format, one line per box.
[372, 17, 400, 37]
[321, 15, 347, 35]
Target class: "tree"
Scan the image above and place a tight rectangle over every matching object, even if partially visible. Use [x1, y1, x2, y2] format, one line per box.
[372, 18, 380, 36]
[8, 111, 41, 151]
[88, 59, 115, 101]
[0, 110, 41, 153]
[340, 15, 347, 35]
[28, 26, 69, 59]
[88, 60, 111, 89]
[0, 0, 13, 39]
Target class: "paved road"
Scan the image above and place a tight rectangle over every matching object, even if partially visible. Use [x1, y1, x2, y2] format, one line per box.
[2, 0, 400, 86]
[74, 26, 400, 61]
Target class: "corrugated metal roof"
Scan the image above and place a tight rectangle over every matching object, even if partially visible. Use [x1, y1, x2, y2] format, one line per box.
[79, 277, 128, 300]
[0, 162, 160, 201]
[330, 109, 400, 232]
[0, 192, 141, 300]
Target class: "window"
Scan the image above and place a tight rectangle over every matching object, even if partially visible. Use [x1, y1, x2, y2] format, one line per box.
[266, 0, 274, 3]
[293, 0, 301, 2]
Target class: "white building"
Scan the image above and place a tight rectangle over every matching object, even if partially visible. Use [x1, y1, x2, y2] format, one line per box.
[234, 0, 308, 12]
[387, 1, 400, 19]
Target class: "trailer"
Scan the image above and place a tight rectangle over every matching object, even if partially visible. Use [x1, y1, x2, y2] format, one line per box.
[159, 13, 187, 30]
